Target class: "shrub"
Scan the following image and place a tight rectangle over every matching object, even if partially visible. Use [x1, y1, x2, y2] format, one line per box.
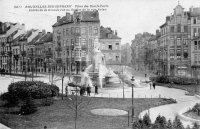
[7, 81, 59, 99]
[20, 95, 37, 115]
[0, 92, 19, 107]
[150, 76, 200, 85]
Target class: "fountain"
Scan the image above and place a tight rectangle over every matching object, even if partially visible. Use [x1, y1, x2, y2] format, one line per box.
[70, 38, 120, 88]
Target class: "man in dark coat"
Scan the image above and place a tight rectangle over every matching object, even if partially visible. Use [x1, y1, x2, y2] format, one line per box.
[153, 82, 156, 90]
[95, 84, 98, 94]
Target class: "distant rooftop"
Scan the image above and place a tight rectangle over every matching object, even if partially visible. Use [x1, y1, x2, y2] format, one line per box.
[100, 26, 121, 39]
[52, 10, 100, 27]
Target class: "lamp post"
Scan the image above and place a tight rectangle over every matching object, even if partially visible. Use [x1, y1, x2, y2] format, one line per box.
[131, 76, 135, 127]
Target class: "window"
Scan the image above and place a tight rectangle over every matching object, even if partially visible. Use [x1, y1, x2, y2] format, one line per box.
[81, 27, 87, 34]
[177, 24, 181, 32]
[75, 27, 80, 34]
[75, 37, 80, 46]
[183, 39, 188, 46]
[81, 38, 86, 46]
[71, 39, 74, 46]
[193, 28, 197, 37]
[199, 41, 200, 50]
[183, 49, 188, 59]
[177, 39, 181, 46]
[199, 54, 200, 64]
[63, 28, 65, 36]
[116, 56, 119, 61]
[194, 18, 197, 24]
[108, 45, 112, 50]
[170, 39, 175, 47]
[195, 41, 198, 50]
[176, 49, 181, 59]
[93, 27, 98, 35]
[170, 26, 174, 33]
[89, 26, 92, 36]
[89, 38, 93, 47]
[170, 49, 175, 59]
[66, 28, 69, 35]
[184, 26, 188, 32]
[71, 27, 75, 34]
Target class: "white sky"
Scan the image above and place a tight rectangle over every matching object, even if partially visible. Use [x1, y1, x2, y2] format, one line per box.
[0, 0, 200, 44]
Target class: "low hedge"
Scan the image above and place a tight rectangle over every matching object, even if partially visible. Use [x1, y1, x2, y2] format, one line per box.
[7, 81, 59, 100]
[150, 75, 200, 85]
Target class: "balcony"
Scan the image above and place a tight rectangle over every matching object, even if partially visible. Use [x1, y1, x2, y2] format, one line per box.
[55, 46, 62, 51]
[56, 58, 62, 64]
[1, 51, 5, 56]
[13, 54, 20, 60]
[45, 51, 53, 58]
[74, 57, 81, 61]
[21, 51, 26, 57]
[66, 45, 74, 50]
[81, 45, 87, 50]
[73, 33, 81, 36]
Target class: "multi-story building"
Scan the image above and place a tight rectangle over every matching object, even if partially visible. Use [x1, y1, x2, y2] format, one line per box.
[159, 4, 191, 76]
[52, 10, 100, 74]
[99, 26, 121, 66]
[11, 29, 40, 73]
[190, 7, 200, 77]
[131, 32, 153, 71]
[34, 32, 53, 73]
[26, 31, 45, 72]
[0, 22, 25, 73]
[147, 30, 161, 74]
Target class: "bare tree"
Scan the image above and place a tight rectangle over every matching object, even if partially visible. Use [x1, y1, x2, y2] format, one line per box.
[67, 90, 91, 129]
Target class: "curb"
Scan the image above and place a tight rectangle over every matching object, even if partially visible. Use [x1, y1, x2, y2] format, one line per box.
[177, 103, 200, 125]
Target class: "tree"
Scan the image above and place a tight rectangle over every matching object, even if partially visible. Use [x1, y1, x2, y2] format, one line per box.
[172, 116, 184, 129]
[142, 113, 151, 128]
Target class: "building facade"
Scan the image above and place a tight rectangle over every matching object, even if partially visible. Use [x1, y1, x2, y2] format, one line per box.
[190, 7, 200, 77]
[0, 22, 25, 73]
[99, 26, 121, 66]
[52, 10, 100, 74]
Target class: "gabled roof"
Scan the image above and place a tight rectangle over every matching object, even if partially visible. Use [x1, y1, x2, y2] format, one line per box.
[27, 33, 43, 45]
[100, 26, 121, 39]
[19, 30, 35, 41]
[8, 30, 18, 38]
[35, 32, 53, 45]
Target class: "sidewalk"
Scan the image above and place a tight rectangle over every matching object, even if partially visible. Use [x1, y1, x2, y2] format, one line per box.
[0, 124, 10, 129]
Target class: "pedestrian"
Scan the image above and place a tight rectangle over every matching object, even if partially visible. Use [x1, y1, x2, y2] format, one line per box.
[149, 81, 152, 89]
[95, 84, 98, 94]
[153, 82, 156, 90]
[86, 86, 90, 96]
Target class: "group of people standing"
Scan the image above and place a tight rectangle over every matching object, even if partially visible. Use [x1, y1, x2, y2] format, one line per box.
[79, 84, 98, 96]
[149, 81, 156, 90]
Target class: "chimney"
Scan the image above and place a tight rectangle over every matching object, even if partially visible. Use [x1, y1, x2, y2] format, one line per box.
[166, 16, 170, 22]
[38, 32, 43, 37]
[22, 23, 25, 31]
[57, 16, 61, 22]
[156, 29, 160, 36]
[42, 29, 46, 35]
[115, 30, 118, 36]
[66, 13, 70, 21]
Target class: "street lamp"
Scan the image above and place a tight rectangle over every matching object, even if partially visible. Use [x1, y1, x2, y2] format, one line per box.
[131, 76, 135, 127]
